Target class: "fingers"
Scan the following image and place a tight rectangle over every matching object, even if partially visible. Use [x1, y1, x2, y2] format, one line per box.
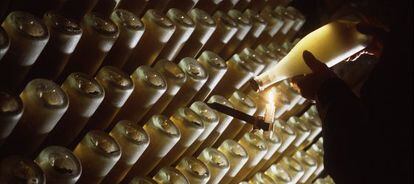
[303, 50, 327, 72]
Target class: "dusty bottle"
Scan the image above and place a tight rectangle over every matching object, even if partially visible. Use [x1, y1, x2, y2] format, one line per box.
[35, 146, 82, 184]
[217, 139, 249, 184]
[197, 147, 230, 184]
[0, 156, 46, 183]
[123, 115, 180, 181]
[253, 20, 372, 90]
[102, 9, 145, 68]
[175, 156, 210, 184]
[0, 91, 23, 145]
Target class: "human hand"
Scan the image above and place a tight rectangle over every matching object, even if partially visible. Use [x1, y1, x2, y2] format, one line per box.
[291, 51, 337, 100]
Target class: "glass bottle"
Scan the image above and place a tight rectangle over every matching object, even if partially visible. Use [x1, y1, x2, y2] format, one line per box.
[272, 6, 296, 45]
[176, 156, 210, 184]
[201, 10, 238, 54]
[114, 66, 167, 125]
[231, 132, 268, 183]
[253, 7, 284, 47]
[2, 79, 68, 156]
[157, 8, 195, 61]
[264, 164, 292, 183]
[181, 101, 219, 158]
[0, 91, 23, 145]
[255, 44, 285, 73]
[197, 147, 230, 184]
[174, 9, 216, 60]
[153, 167, 189, 184]
[0, 156, 45, 184]
[85, 66, 134, 131]
[46, 73, 104, 147]
[154, 107, 205, 172]
[235, 9, 267, 53]
[0, 11, 49, 91]
[220, 9, 252, 60]
[285, 117, 311, 155]
[195, 0, 223, 14]
[141, 59, 186, 120]
[234, 0, 251, 11]
[192, 51, 228, 102]
[103, 120, 150, 183]
[123, 115, 180, 181]
[123, 9, 175, 73]
[292, 151, 318, 184]
[305, 138, 324, 183]
[284, 6, 306, 43]
[102, 9, 145, 68]
[249, 172, 277, 184]
[27, 12, 82, 81]
[162, 57, 208, 116]
[118, 0, 150, 18]
[239, 48, 267, 75]
[0, 27, 8, 60]
[300, 111, 322, 149]
[73, 131, 121, 184]
[61, 12, 119, 77]
[129, 177, 157, 184]
[216, 0, 240, 12]
[35, 146, 81, 184]
[217, 139, 249, 184]
[279, 156, 305, 184]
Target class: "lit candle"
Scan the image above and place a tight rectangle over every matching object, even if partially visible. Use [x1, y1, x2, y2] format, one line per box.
[231, 132, 268, 183]
[122, 9, 175, 72]
[35, 146, 81, 184]
[197, 147, 230, 184]
[153, 167, 189, 184]
[114, 66, 167, 125]
[0, 11, 49, 91]
[174, 9, 216, 60]
[176, 156, 210, 184]
[102, 9, 145, 68]
[217, 139, 248, 184]
[73, 130, 121, 184]
[154, 107, 205, 172]
[162, 57, 208, 116]
[157, 8, 195, 61]
[46, 73, 105, 147]
[0, 91, 23, 145]
[181, 101, 219, 159]
[0, 156, 45, 183]
[123, 115, 180, 181]
[103, 120, 150, 184]
[2, 79, 68, 156]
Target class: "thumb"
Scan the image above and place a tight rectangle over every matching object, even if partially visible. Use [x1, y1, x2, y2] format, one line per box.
[303, 50, 327, 72]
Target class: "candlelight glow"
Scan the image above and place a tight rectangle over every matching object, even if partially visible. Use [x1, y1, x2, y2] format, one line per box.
[264, 87, 276, 124]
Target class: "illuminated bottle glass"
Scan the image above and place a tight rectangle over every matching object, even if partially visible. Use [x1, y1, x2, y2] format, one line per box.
[181, 101, 219, 158]
[197, 0, 225, 14]
[285, 117, 311, 155]
[73, 131, 121, 184]
[46, 73, 104, 147]
[198, 147, 230, 184]
[142, 60, 186, 120]
[103, 120, 150, 183]
[123, 10, 175, 72]
[300, 111, 322, 148]
[62, 12, 119, 77]
[192, 51, 228, 102]
[162, 57, 208, 116]
[279, 156, 305, 184]
[220, 9, 252, 60]
[247, 130, 282, 178]
[164, 0, 200, 13]
[175, 9, 216, 60]
[254, 7, 284, 47]
[254, 20, 371, 90]
[27, 12, 82, 81]
[2, 79, 68, 156]
[262, 120, 296, 170]
[86, 66, 134, 131]
[292, 151, 318, 183]
[217, 139, 248, 184]
[124, 115, 180, 181]
[130, 177, 157, 184]
[306, 138, 324, 182]
[0, 156, 45, 184]
[264, 164, 292, 183]
[211, 54, 255, 98]
[0, 92, 23, 145]
[197, 95, 234, 153]
[234, 0, 251, 11]
[0, 11, 49, 91]
[102, 9, 145, 68]
[239, 48, 267, 75]
[256, 44, 285, 73]
[0, 27, 9, 60]
[249, 172, 277, 184]
[176, 157, 210, 184]
[155, 107, 204, 171]
[157, 8, 195, 61]
[216, 90, 256, 145]
[153, 167, 189, 184]
[217, 0, 240, 12]
[118, 0, 150, 17]
[272, 6, 296, 45]
[202, 11, 238, 54]
[284, 6, 306, 42]
[35, 146, 81, 184]
[114, 66, 167, 125]
[235, 9, 267, 53]
[231, 132, 268, 183]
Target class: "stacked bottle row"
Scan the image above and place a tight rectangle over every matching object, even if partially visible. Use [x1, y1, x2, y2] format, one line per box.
[0, 0, 331, 183]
